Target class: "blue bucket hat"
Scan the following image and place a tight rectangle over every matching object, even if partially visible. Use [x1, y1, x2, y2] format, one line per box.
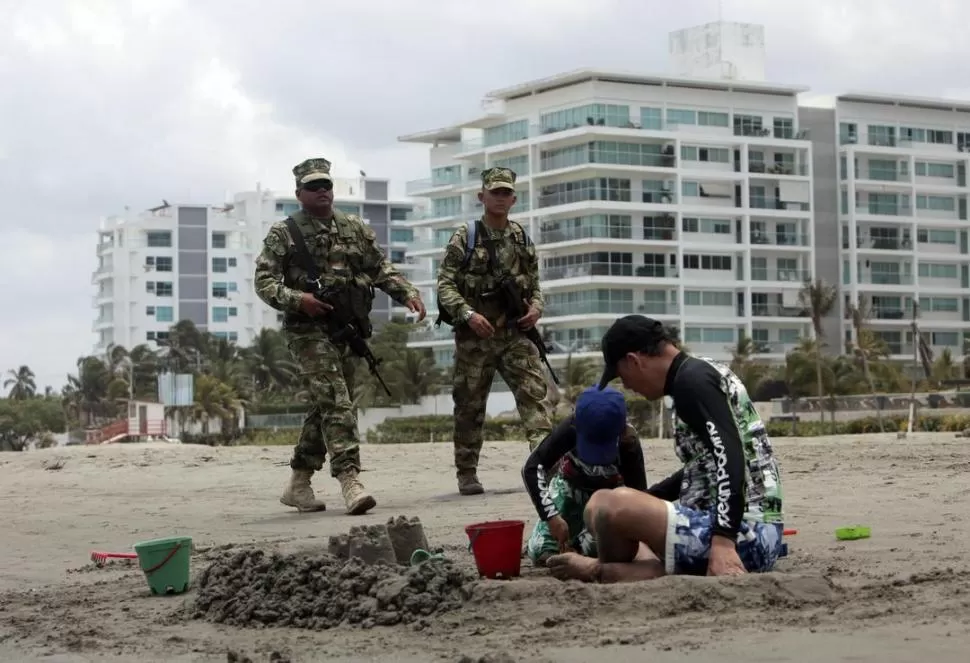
[574, 385, 627, 466]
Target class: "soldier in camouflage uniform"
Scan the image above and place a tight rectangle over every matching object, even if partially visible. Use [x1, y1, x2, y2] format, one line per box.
[436, 167, 553, 495]
[254, 157, 426, 515]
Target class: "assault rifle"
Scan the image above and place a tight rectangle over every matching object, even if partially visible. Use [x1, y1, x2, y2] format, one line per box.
[498, 277, 560, 386]
[314, 286, 393, 398]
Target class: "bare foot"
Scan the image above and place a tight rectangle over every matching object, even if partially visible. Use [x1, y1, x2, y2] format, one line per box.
[546, 552, 599, 582]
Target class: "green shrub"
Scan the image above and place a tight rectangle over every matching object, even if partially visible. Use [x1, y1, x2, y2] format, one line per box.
[764, 413, 970, 437]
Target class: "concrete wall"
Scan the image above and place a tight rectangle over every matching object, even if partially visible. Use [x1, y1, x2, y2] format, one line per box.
[799, 106, 842, 353]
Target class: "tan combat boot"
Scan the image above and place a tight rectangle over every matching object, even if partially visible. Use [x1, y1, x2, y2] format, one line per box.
[457, 469, 485, 496]
[280, 469, 327, 512]
[337, 469, 376, 515]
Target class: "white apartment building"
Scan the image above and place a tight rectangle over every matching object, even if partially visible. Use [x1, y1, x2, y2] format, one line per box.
[92, 177, 417, 354]
[835, 93, 970, 361]
[399, 69, 816, 367]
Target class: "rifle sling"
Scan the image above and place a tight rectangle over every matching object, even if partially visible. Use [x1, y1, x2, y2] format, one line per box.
[283, 216, 320, 284]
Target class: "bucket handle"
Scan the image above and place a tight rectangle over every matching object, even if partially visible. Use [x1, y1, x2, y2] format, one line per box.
[143, 542, 183, 575]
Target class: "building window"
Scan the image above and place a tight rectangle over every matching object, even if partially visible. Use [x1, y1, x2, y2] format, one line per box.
[155, 281, 173, 297]
[212, 232, 227, 249]
[213, 307, 229, 323]
[156, 306, 174, 322]
[155, 256, 172, 272]
[228, 257, 237, 267]
[391, 228, 414, 242]
[773, 117, 794, 139]
[213, 257, 227, 272]
[211, 282, 237, 298]
[146, 231, 172, 247]
[390, 208, 410, 222]
[335, 204, 360, 216]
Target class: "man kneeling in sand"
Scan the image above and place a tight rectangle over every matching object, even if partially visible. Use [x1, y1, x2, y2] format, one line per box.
[521, 385, 649, 567]
[546, 315, 785, 582]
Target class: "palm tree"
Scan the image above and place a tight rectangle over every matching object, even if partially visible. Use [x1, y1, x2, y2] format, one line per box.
[797, 278, 838, 425]
[4, 366, 36, 400]
[782, 339, 823, 434]
[849, 302, 886, 432]
[186, 374, 241, 435]
[384, 349, 440, 404]
[931, 348, 958, 385]
[243, 329, 298, 397]
[728, 333, 770, 391]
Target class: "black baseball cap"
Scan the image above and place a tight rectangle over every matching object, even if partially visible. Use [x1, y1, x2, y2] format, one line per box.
[597, 315, 674, 390]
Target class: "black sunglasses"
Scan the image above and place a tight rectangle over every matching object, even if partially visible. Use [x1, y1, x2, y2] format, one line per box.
[302, 179, 333, 192]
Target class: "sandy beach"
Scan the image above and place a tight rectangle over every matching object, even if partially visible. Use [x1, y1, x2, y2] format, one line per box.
[2, 432, 970, 662]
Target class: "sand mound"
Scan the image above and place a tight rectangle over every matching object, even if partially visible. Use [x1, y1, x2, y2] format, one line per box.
[191, 547, 477, 630]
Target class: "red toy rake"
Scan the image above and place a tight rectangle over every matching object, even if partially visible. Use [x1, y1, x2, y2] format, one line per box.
[90, 551, 138, 567]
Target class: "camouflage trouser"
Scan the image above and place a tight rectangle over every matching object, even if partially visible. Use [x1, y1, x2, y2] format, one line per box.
[452, 327, 551, 472]
[525, 474, 597, 563]
[283, 328, 360, 478]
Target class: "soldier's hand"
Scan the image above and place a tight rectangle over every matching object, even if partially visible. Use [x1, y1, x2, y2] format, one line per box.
[299, 293, 332, 317]
[405, 296, 427, 322]
[468, 313, 495, 339]
[517, 300, 541, 331]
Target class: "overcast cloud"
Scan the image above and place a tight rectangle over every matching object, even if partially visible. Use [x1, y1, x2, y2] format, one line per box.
[1, 0, 966, 392]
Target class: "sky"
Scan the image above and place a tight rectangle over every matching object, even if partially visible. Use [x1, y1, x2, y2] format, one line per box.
[1, 0, 968, 393]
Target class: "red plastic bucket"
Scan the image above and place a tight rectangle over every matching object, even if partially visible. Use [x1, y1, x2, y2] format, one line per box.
[465, 520, 525, 579]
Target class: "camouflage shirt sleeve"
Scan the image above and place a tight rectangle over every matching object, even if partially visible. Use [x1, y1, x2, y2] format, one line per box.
[436, 225, 472, 321]
[524, 232, 544, 315]
[253, 222, 304, 313]
[355, 217, 419, 305]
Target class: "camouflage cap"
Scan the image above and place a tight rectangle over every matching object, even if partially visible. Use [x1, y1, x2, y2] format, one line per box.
[481, 167, 516, 191]
[293, 158, 333, 187]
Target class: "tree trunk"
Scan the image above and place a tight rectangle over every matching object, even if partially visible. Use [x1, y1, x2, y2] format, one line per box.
[860, 355, 885, 433]
[814, 354, 825, 428]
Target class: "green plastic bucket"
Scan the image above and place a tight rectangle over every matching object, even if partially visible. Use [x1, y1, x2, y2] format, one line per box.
[134, 536, 192, 595]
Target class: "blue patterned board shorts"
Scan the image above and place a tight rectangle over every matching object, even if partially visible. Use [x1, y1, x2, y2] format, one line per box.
[663, 501, 784, 576]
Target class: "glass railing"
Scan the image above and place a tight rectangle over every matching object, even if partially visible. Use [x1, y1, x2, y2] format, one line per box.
[855, 204, 912, 217]
[857, 273, 914, 285]
[750, 303, 808, 317]
[539, 223, 635, 244]
[544, 300, 680, 317]
[751, 342, 800, 354]
[749, 232, 810, 246]
[858, 170, 910, 183]
[750, 197, 811, 212]
[734, 126, 811, 140]
[638, 301, 679, 315]
[750, 269, 812, 282]
[541, 262, 679, 280]
[545, 301, 637, 317]
[406, 206, 481, 222]
[538, 189, 633, 208]
[853, 237, 914, 251]
[408, 326, 455, 343]
[748, 162, 809, 176]
[540, 150, 676, 172]
[870, 307, 907, 320]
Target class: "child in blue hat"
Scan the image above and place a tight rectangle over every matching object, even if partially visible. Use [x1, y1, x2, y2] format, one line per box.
[521, 385, 650, 566]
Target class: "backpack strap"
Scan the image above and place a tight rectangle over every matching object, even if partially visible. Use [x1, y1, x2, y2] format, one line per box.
[461, 219, 478, 267]
[283, 216, 321, 289]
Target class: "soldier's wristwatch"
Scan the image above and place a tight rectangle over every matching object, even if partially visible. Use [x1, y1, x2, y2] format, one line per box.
[462, 309, 475, 323]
